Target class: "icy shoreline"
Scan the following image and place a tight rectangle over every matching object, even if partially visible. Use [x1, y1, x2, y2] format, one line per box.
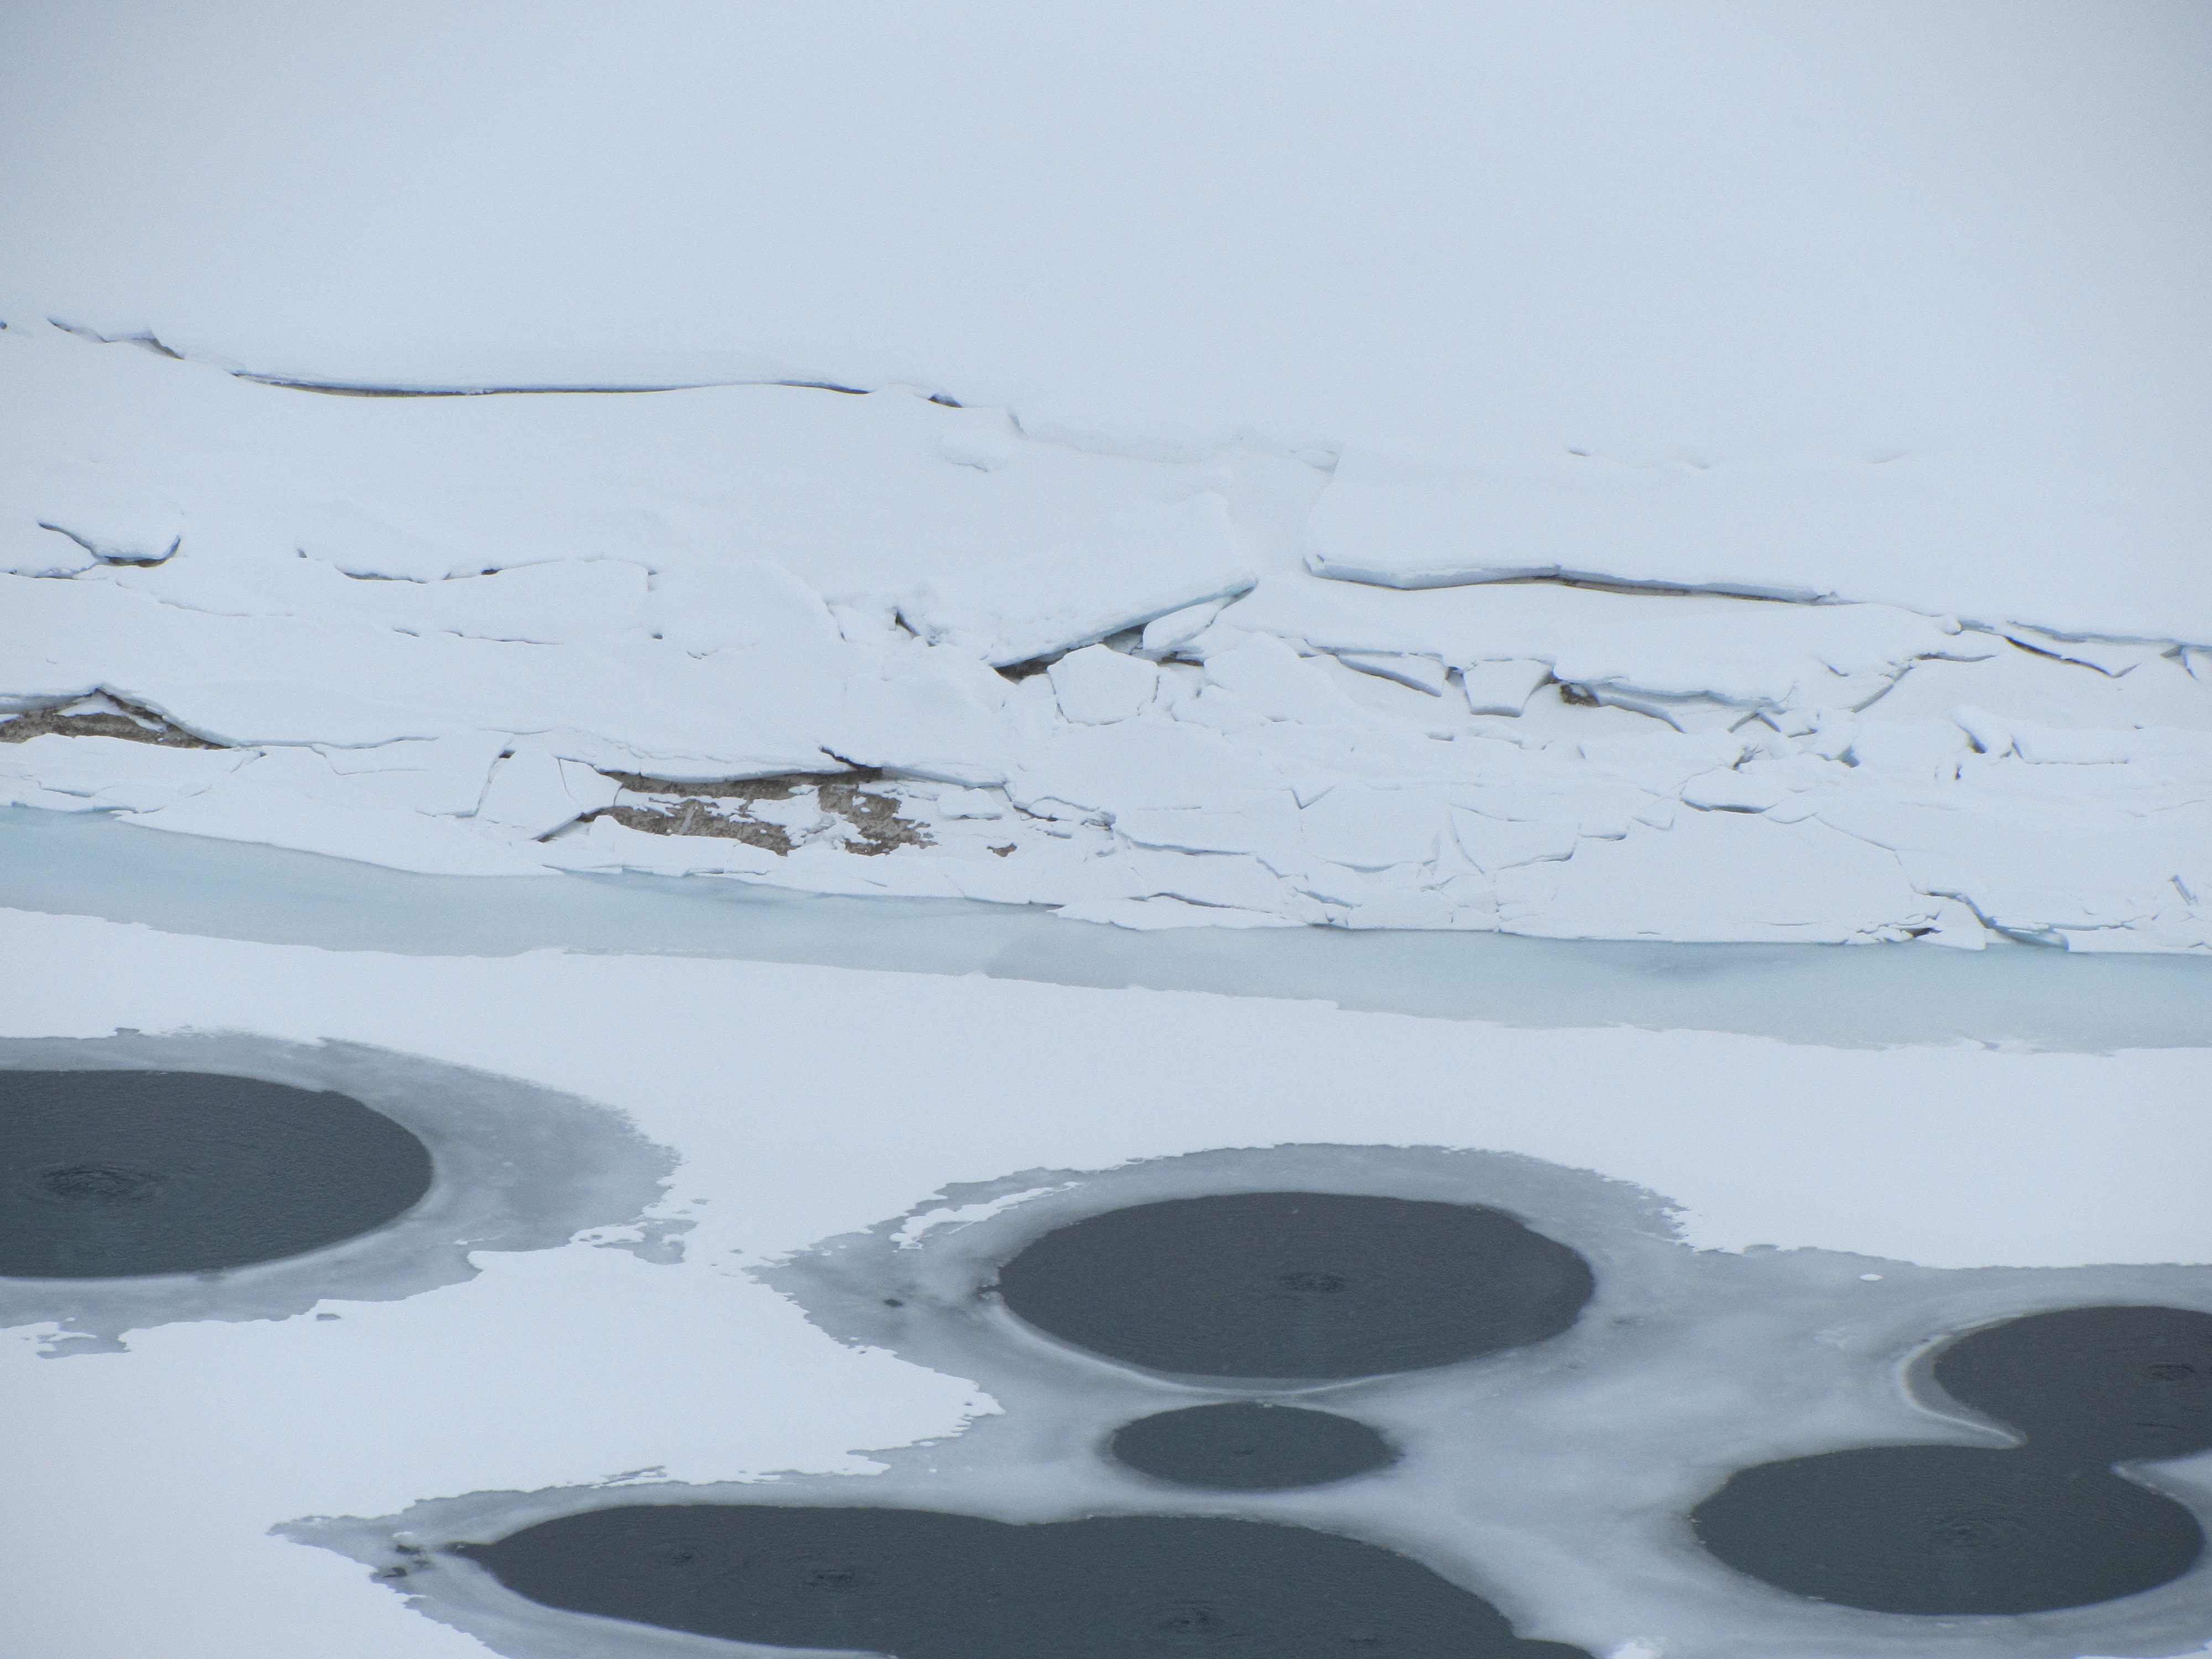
[5, 808, 2208, 1052]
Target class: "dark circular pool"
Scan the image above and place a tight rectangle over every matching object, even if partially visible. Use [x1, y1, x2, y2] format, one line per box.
[0, 1069, 434, 1278]
[458, 1505, 1590, 1658]
[994, 1191, 1594, 1379]
[1693, 1305, 2212, 1613]
[1109, 1402, 1398, 1490]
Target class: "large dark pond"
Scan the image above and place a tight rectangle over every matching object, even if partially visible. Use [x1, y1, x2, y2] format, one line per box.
[1693, 1305, 2212, 1613]
[0, 1070, 433, 1277]
[994, 1191, 1594, 1379]
[458, 1505, 1590, 1658]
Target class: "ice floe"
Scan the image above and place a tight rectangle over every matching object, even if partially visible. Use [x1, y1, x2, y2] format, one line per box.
[4, 308, 2209, 950]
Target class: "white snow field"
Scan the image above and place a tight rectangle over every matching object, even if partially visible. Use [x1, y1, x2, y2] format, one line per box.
[4, 2, 2210, 951]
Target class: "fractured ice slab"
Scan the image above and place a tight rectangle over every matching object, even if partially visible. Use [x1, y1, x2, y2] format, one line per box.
[8, 0, 2206, 631]
[1196, 632, 1370, 726]
[475, 742, 623, 841]
[1298, 444, 2209, 646]
[1140, 597, 1232, 656]
[315, 732, 508, 816]
[1301, 447, 1963, 602]
[1460, 658, 1552, 716]
[1679, 769, 1793, 814]
[108, 554, 650, 644]
[902, 495, 1255, 667]
[643, 556, 842, 657]
[1047, 643, 1160, 724]
[1337, 650, 1449, 697]
[1232, 572, 1978, 714]
[1496, 815, 1945, 946]
[7, 465, 184, 571]
[4, 322, 2210, 950]
[0, 731, 248, 812]
[127, 748, 561, 877]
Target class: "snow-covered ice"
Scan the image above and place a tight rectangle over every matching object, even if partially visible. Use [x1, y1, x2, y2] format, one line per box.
[3, 1, 2206, 951]
[4, 317, 2209, 951]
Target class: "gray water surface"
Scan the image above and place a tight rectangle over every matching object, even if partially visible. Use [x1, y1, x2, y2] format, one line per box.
[4, 808, 2207, 1051]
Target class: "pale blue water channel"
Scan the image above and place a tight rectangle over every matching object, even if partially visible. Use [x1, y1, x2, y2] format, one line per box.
[3, 807, 2206, 1052]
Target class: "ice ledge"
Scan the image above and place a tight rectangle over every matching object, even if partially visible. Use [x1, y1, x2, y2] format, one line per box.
[42, 315, 968, 405]
[1300, 447, 2212, 649]
[1307, 551, 1830, 606]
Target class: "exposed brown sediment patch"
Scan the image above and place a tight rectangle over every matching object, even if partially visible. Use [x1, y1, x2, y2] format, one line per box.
[591, 801, 795, 854]
[0, 698, 221, 749]
[818, 776, 933, 855]
[588, 769, 933, 857]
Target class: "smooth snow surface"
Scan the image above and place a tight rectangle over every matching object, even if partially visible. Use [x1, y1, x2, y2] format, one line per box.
[6, 809, 2210, 1052]
[1, 912, 2210, 1659]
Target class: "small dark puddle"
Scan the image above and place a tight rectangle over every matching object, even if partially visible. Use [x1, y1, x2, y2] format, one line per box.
[0, 1070, 433, 1277]
[456, 1505, 1590, 1658]
[994, 1192, 1594, 1379]
[1110, 1402, 1398, 1490]
[1693, 1306, 2212, 1613]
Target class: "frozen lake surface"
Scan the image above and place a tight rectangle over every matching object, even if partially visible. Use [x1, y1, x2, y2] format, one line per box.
[6, 6, 2210, 1656]
[6, 907, 2210, 1659]
[4, 806, 2206, 1053]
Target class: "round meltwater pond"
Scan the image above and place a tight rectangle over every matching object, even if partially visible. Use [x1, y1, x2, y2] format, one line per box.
[0, 1070, 434, 1278]
[994, 1190, 1594, 1380]
[458, 1504, 1590, 1658]
[1693, 1306, 2212, 1614]
[1109, 1402, 1398, 1490]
